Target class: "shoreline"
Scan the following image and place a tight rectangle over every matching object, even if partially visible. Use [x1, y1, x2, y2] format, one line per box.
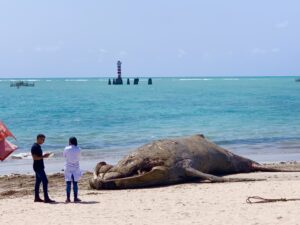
[1, 152, 300, 176]
[0, 158, 100, 176]
[1, 161, 300, 225]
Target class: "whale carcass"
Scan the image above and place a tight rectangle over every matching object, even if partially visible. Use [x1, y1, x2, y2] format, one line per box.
[90, 134, 297, 189]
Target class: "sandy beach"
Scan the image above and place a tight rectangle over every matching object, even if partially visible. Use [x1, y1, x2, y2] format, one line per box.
[1, 1, 300, 224]
[0, 162, 300, 225]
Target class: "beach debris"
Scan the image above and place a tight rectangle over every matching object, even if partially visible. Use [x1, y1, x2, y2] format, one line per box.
[0, 121, 18, 161]
[0, 189, 32, 198]
[246, 196, 300, 204]
[10, 152, 53, 160]
[11, 152, 31, 159]
[90, 134, 300, 189]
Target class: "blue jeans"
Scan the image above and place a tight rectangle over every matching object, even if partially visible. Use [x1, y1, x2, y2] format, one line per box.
[66, 175, 78, 199]
[34, 169, 49, 200]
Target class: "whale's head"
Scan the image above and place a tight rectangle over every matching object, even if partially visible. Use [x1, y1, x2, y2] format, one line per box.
[89, 154, 169, 189]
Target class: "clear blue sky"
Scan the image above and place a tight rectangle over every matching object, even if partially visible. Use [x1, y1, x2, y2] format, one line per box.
[0, 0, 299, 78]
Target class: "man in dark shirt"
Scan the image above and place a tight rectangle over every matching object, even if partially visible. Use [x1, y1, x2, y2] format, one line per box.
[31, 134, 55, 203]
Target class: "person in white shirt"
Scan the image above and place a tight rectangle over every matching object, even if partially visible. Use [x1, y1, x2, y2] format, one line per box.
[63, 137, 82, 203]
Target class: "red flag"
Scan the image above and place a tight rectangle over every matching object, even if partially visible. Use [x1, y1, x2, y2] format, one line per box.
[0, 139, 18, 161]
[0, 121, 16, 141]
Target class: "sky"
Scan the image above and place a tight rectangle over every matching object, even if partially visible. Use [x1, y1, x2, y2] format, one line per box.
[0, 0, 299, 78]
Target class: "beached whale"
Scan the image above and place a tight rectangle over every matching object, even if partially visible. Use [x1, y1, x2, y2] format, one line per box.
[89, 134, 297, 189]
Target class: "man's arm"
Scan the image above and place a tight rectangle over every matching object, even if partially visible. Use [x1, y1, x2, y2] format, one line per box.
[32, 153, 50, 160]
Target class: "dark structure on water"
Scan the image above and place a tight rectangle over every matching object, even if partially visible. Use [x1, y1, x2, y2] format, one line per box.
[10, 81, 35, 88]
[133, 78, 139, 85]
[108, 61, 152, 86]
[114, 60, 123, 85]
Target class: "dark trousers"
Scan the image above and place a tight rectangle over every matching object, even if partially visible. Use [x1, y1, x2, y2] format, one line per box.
[66, 175, 78, 200]
[34, 169, 49, 200]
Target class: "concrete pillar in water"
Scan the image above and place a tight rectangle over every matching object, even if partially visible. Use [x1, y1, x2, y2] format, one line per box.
[133, 78, 139, 85]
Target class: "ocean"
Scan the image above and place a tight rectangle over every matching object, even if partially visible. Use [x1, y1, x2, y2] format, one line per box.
[1, 76, 300, 174]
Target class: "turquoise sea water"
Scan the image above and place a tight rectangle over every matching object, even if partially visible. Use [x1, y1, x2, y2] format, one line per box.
[0, 76, 300, 174]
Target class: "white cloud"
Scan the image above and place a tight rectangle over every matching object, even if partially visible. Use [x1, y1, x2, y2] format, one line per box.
[99, 49, 107, 54]
[251, 47, 280, 55]
[97, 48, 108, 62]
[275, 21, 289, 29]
[17, 48, 24, 53]
[252, 48, 267, 55]
[34, 45, 60, 53]
[271, 48, 280, 53]
[119, 50, 127, 57]
[177, 49, 187, 58]
[226, 51, 233, 56]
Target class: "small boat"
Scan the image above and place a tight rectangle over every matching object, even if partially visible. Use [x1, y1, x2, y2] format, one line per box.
[10, 81, 35, 88]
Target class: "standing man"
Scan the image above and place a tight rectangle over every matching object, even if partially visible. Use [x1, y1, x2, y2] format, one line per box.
[31, 134, 55, 203]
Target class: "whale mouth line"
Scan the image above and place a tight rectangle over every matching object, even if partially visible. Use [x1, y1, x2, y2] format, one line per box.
[106, 171, 149, 182]
[107, 167, 154, 181]
[93, 169, 157, 189]
[101, 165, 168, 183]
[105, 158, 166, 180]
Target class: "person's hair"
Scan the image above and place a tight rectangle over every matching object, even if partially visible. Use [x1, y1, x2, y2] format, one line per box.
[37, 134, 46, 139]
[69, 137, 78, 146]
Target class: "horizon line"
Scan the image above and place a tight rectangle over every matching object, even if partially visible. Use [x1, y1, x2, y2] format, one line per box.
[0, 75, 299, 79]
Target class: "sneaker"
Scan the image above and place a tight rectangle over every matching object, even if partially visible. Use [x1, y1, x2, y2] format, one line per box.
[74, 198, 81, 202]
[34, 198, 44, 202]
[65, 198, 71, 203]
[44, 198, 56, 203]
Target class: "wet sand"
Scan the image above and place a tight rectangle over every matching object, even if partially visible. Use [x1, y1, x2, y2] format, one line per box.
[1, 162, 300, 225]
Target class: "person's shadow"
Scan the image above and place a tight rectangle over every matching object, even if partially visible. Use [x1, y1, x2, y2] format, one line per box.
[48, 201, 99, 205]
[73, 201, 99, 204]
